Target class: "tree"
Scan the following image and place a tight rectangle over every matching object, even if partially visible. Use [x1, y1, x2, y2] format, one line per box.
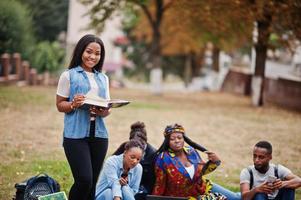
[0, 0, 35, 60]
[80, 0, 174, 94]
[132, 1, 207, 84]
[242, 0, 301, 106]
[134, 0, 252, 83]
[18, 0, 69, 42]
[175, 1, 252, 72]
[177, 0, 301, 106]
[31, 41, 65, 73]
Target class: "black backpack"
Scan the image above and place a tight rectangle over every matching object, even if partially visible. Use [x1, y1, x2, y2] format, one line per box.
[14, 173, 60, 200]
[247, 164, 279, 189]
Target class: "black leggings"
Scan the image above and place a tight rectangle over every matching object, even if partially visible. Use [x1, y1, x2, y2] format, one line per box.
[63, 131, 108, 200]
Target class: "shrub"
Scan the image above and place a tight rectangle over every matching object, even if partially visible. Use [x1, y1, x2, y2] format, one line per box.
[31, 41, 65, 73]
[0, 0, 35, 60]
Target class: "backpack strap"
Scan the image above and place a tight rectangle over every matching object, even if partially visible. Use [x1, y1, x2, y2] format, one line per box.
[247, 167, 254, 189]
[248, 165, 278, 190]
[274, 164, 279, 179]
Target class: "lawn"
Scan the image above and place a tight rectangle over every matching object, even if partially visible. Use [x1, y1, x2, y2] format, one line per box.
[0, 85, 300, 199]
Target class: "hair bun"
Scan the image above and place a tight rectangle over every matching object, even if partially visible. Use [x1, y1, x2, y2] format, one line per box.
[129, 121, 147, 142]
[131, 121, 145, 131]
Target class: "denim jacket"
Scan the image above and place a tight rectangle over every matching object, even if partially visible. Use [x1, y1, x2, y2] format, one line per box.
[95, 154, 142, 198]
[63, 66, 109, 139]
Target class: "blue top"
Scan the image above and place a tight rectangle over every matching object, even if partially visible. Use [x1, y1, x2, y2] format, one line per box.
[95, 154, 143, 198]
[63, 66, 109, 138]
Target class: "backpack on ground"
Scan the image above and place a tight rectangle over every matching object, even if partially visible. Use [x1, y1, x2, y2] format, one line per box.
[14, 173, 60, 200]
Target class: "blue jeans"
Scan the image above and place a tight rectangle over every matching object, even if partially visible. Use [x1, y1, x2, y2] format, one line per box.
[253, 188, 295, 200]
[211, 183, 241, 200]
[95, 186, 136, 200]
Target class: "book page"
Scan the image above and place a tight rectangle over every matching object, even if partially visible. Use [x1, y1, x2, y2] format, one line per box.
[82, 90, 130, 109]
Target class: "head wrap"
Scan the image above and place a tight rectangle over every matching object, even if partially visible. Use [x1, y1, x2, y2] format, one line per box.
[163, 123, 185, 137]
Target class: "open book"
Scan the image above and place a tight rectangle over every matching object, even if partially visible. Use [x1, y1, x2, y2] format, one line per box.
[81, 90, 130, 109]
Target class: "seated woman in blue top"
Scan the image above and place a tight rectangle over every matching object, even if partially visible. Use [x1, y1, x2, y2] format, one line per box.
[113, 121, 157, 200]
[95, 139, 144, 200]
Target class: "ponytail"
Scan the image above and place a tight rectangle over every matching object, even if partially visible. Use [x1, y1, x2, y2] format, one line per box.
[183, 135, 207, 152]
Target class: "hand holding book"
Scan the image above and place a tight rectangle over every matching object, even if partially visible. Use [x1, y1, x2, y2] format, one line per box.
[81, 90, 130, 109]
[71, 94, 85, 110]
[89, 105, 110, 118]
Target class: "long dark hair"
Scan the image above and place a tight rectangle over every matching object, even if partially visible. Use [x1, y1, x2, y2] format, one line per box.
[68, 34, 105, 72]
[156, 124, 207, 154]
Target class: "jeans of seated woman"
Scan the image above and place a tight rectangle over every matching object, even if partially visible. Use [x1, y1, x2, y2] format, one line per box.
[211, 183, 241, 200]
[253, 188, 295, 200]
[95, 186, 136, 200]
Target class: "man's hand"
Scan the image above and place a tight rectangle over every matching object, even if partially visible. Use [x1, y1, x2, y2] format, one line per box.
[256, 181, 273, 194]
[272, 179, 282, 190]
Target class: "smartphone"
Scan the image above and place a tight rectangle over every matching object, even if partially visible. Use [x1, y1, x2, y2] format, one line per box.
[121, 171, 128, 178]
[267, 175, 277, 183]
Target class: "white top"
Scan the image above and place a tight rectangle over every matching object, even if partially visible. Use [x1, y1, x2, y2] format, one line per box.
[185, 165, 195, 179]
[56, 70, 110, 99]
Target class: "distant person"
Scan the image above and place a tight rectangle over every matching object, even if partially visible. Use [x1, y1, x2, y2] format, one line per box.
[152, 123, 228, 200]
[113, 121, 157, 200]
[56, 34, 111, 200]
[95, 139, 144, 200]
[240, 141, 301, 200]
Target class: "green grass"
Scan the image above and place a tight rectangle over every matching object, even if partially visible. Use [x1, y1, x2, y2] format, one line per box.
[1, 85, 301, 199]
[0, 158, 72, 198]
[0, 86, 50, 108]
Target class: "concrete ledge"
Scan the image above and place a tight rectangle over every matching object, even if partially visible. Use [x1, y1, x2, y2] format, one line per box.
[264, 78, 301, 111]
[221, 69, 301, 111]
[221, 69, 252, 95]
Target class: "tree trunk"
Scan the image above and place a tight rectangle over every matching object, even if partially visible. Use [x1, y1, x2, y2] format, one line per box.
[196, 49, 205, 76]
[149, 24, 163, 94]
[212, 46, 220, 72]
[191, 50, 205, 77]
[252, 9, 272, 106]
[148, 0, 164, 95]
[184, 54, 192, 87]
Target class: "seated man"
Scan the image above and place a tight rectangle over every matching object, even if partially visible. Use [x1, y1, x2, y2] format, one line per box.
[240, 141, 301, 200]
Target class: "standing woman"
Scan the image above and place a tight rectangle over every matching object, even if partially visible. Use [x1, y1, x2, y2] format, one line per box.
[56, 34, 110, 200]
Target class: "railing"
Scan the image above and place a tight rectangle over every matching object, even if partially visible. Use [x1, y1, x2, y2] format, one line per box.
[0, 53, 56, 86]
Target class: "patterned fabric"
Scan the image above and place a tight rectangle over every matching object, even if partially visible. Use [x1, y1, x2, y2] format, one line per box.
[163, 124, 185, 137]
[152, 146, 222, 199]
[198, 192, 227, 200]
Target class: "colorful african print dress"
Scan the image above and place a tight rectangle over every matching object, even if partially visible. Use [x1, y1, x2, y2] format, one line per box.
[152, 146, 226, 200]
